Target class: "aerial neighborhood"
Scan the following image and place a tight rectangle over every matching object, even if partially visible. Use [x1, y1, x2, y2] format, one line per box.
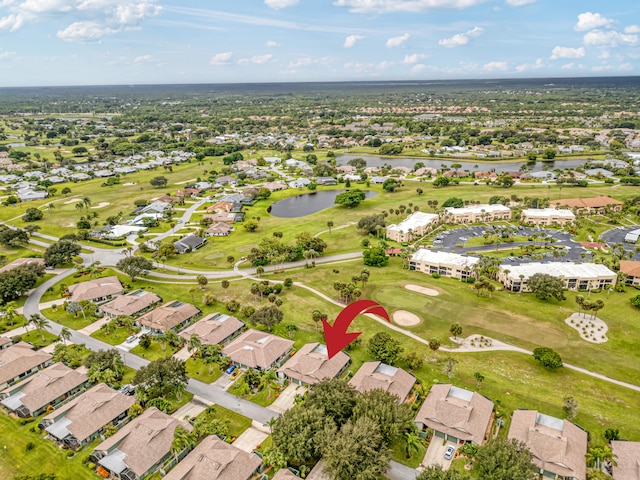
[0, 80, 639, 480]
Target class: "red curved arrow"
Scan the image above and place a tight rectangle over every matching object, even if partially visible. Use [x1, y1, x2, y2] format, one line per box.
[322, 300, 390, 359]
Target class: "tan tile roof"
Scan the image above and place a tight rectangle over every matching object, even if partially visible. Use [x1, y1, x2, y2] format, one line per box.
[203, 212, 237, 223]
[205, 222, 232, 235]
[163, 435, 261, 480]
[620, 261, 640, 278]
[277, 343, 350, 385]
[0, 337, 11, 348]
[0, 257, 44, 274]
[273, 469, 300, 480]
[68, 276, 123, 302]
[179, 313, 244, 346]
[206, 201, 233, 213]
[138, 301, 201, 332]
[348, 361, 416, 402]
[0, 342, 52, 386]
[414, 384, 493, 444]
[553, 195, 623, 210]
[99, 290, 161, 317]
[222, 329, 293, 370]
[508, 410, 587, 480]
[95, 407, 192, 477]
[1, 362, 88, 414]
[611, 440, 640, 480]
[43, 383, 134, 443]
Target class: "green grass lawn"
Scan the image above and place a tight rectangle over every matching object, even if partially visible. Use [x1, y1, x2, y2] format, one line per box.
[199, 404, 252, 439]
[130, 340, 177, 361]
[166, 391, 194, 414]
[0, 414, 97, 479]
[227, 376, 279, 407]
[185, 357, 222, 383]
[42, 307, 97, 330]
[91, 326, 138, 346]
[21, 329, 59, 349]
[389, 437, 427, 469]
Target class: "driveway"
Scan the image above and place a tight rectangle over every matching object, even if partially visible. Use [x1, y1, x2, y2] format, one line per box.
[173, 346, 192, 361]
[268, 383, 306, 414]
[171, 395, 211, 421]
[420, 438, 456, 470]
[232, 424, 269, 453]
[212, 371, 239, 391]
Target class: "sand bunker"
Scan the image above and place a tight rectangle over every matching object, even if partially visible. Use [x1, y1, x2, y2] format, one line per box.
[393, 310, 421, 326]
[175, 178, 196, 185]
[565, 313, 608, 344]
[405, 284, 440, 297]
[122, 182, 136, 186]
[90, 202, 110, 209]
[63, 197, 81, 204]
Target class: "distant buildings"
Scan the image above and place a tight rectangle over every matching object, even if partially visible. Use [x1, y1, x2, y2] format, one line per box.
[521, 208, 575, 226]
[386, 212, 439, 243]
[410, 249, 479, 280]
[443, 204, 511, 223]
[552, 196, 623, 214]
[619, 261, 640, 287]
[498, 262, 616, 292]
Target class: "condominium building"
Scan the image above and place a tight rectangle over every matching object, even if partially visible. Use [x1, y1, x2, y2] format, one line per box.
[386, 212, 439, 243]
[498, 262, 616, 292]
[443, 204, 511, 224]
[410, 249, 479, 280]
[552, 195, 623, 214]
[521, 208, 576, 226]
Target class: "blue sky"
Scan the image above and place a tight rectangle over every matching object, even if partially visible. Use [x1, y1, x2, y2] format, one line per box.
[0, 0, 638, 86]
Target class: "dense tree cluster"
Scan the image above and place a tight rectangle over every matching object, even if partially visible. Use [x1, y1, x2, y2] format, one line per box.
[0, 262, 45, 303]
[248, 232, 326, 267]
[44, 239, 81, 267]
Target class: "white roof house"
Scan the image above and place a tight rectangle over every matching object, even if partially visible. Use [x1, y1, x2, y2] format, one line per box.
[387, 212, 439, 243]
[444, 204, 511, 216]
[411, 249, 480, 269]
[521, 208, 575, 220]
[500, 262, 616, 282]
[624, 228, 640, 244]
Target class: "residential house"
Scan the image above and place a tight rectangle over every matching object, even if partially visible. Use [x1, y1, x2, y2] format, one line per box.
[16, 187, 48, 201]
[207, 201, 233, 213]
[620, 261, 640, 287]
[205, 222, 233, 237]
[129, 213, 162, 226]
[203, 212, 244, 224]
[316, 176, 337, 185]
[222, 329, 294, 371]
[94, 170, 115, 178]
[156, 194, 180, 204]
[410, 250, 479, 280]
[40, 383, 134, 449]
[273, 469, 301, 480]
[0, 342, 53, 389]
[70, 173, 92, 182]
[173, 235, 206, 254]
[289, 178, 311, 189]
[99, 290, 162, 319]
[91, 407, 192, 480]
[216, 175, 237, 185]
[343, 173, 361, 182]
[67, 276, 123, 304]
[277, 343, 350, 386]
[584, 168, 614, 178]
[90, 225, 147, 240]
[498, 262, 617, 292]
[163, 435, 262, 480]
[141, 201, 171, 215]
[262, 181, 287, 192]
[0, 257, 44, 274]
[610, 440, 640, 480]
[552, 196, 624, 214]
[138, 300, 202, 334]
[508, 410, 587, 480]
[348, 361, 416, 403]
[176, 188, 199, 198]
[443, 204, 512, 223]
[219, 193, 253, 204]
[0, 337, 11, 350]
[179, 312, 244, 347]
[0, 362, 89, 418]
[386, 212, 439, 243]
[414, 384, 493, 445]
[521, 208, 576, 226]
[370, 176, 389, 184]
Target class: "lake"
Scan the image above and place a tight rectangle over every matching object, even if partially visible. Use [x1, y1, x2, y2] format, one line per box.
[336, 154, 591, 173]
[269, 190, 377, 218]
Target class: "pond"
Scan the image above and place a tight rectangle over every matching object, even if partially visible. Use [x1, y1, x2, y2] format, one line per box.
[336, 154, 591, 173]
[269, 190, 377, 218]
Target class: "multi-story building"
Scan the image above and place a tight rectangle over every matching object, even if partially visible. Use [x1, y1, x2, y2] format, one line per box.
[386, 212, 440, 243]
[498, 262, 616, 292]
[409, 249, 479, 280]
[443, 204, 511, 224]
[521, 208, 576, 226]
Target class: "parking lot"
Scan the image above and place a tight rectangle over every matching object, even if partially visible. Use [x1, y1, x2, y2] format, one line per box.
[601, 226, 640, 261]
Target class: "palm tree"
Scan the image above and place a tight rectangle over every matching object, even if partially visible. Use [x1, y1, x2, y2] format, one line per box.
[327, 220, 334, 234]
[59, 327, 72, 346]
[260, 370, 278, 399]
[82, 197, 91, 209]
[285, 323, 298, 339]
[187, 334, 201, 356]
[158, 332, 168, 352]
[164, 329, 180, 351]
[311, 309, 324, 332]
[29, 314, 50, 342]
[404, 431, 421, 459]
[575, 294, 585, 317]
[170, 426, 196, 463]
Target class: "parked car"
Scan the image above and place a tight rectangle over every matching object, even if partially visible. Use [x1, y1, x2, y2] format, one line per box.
[118, 384, 135, 396]
[125, 335, 138, 343]
[444, 445, 456, 460]
[230, 369, 241, 380]
[225, 364, 237, 375]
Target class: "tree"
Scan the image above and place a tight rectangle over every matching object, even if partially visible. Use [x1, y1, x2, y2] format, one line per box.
[563, 396, 578, 420]
[604, 428, 620, 443]
[284, 278, 293, 288]
[244, 220, 259, 232]
[187, 334, 201, 355]
[474, 372, 485, 389]
[416, 465, 470, 480]
[156, 242, 177, 258]
[84, 349, 125, 381]
[367, 332, 403, 365]
[429, 338, 441, 352]
[363, 244, 388, 267]
[305, 379, 357, 427]
[192, 406, 229, 439]
[442, 197, 464, 208]
[474, 438, 537, 480]
[133, 357, 188, 399]
[532, 347, 563, 370]
[272, 405, 327, 464]
[150, 176, 168, 188]
[527, 273, 566, 301]
[382, 178, 400, 192]
[262, 447, 287, 471]
[170, 425, 196, 462]
[357, 214, 386, 235]
[227, 255, 235, 267]
[433, 176, 451, 188]
[116, 256, 153, 281]
[59, 327, 72, 346]
[44, 240, 81, 267]
[443, 356, 457, 380]
[0, 264, 45, 303]
[322, 416, 390, 480]
[22, 208, 43, 222]
[29, 314, 50, 342]
[449, 322, 462, 340]
[405, 430, 421, 459]
[196, 274, 208, 289]
[61, 187, 72, 196]
[249, 305, 283, 332]
[327, 220, 334, 234]
[352, 388, 414, 445]
[335, 189, 366, 208]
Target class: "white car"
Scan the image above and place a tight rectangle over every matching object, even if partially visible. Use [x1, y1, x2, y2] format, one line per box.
[444, 445, 456, 460]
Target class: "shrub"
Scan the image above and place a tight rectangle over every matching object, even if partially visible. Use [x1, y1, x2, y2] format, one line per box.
[11, 335, 22, 343]
[25, 442, 36, 452]
[431, 272, 441, 279]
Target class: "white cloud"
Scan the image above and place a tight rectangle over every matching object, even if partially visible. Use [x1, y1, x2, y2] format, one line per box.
[598, 50, 610, 60]
[113, 2, 162, 25]
[515, 58, 544, 72]
[592, 65, 611, 72]
[438, 26, 483, 47]
[0, 50, 16, 60]
[333, 0, 485, 14]
[561, 62, 575, 70]
[505, 0, 535, 5]
[386, 33, 409, 48]
[483, 61, 508, 71]
[57, 21, 117, 41]
[575, 12, 615, 32]
[583, 30, 638, 47]
[287, 56, 331, 68]
[238, 54, 273, 64]
[134, 54, 153, 63]
[265, 40, 280, 47]
[411, 63, 426, 73]
[209, 51, 233, 65]
[550, 46, 585, 60]
[402, 53, 427, 64]
[264, 0, 299, 9]
[0, 13, 24, 32]
[343, 34, 365, 48]
[618, 63, 632, 71]
[625, 25, 640, 34]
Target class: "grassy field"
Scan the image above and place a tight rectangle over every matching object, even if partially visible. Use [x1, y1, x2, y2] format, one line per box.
[130, 340, 176, 361]
[20, 329, 59, 349]
[91, 325, 137, 346]
[185, 357, 222, 383]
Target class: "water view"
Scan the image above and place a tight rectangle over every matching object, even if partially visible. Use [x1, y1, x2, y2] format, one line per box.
[269, 190, 377, 218]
